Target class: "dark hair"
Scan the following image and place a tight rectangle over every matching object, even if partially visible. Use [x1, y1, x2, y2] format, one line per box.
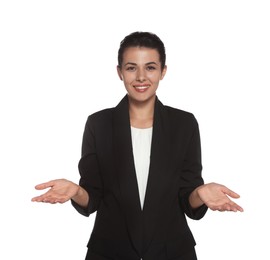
[117, 31, 166, 70]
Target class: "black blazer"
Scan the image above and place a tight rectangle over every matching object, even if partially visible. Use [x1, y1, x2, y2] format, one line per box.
[72, 95, 208, 260]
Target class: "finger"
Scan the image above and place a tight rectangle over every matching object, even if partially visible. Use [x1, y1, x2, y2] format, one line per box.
[31, 196, 41, 202]
[31, 189, 53, 202]
[34, 180, 55, 190]
[43, 196, 69, 204]
[32, 194, 57, 203]
[231, 203, 244, 212]
[226, 201, 244, 212]
[31, 195, 47, 202]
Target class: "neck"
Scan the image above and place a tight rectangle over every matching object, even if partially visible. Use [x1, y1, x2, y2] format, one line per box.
[128, 96, 156, 129]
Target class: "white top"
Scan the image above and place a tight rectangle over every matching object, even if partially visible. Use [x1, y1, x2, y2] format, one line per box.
[131, 126, 153, 210]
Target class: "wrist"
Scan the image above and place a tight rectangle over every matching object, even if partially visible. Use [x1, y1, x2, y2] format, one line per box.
[189, 185, 205, 209]
[72, 185, 89, 208]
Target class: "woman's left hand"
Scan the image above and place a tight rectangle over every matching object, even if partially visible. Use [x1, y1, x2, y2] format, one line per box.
[196, 182, 244, 212]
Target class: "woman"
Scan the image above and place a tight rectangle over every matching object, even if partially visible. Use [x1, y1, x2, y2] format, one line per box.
[32, 31, 243, 260]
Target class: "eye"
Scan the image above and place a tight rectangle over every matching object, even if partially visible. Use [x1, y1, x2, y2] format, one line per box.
[146, 66, 156, 71]
[126, 66, 136, 71]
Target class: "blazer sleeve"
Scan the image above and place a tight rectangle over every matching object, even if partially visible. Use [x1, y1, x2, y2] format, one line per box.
[178, 115, 208, 220]
[71, 115, 103, 216]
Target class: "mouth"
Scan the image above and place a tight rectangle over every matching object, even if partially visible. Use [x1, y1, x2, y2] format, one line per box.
[133, 84, 150, 92]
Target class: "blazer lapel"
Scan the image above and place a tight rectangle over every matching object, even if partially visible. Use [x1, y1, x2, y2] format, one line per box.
[112, 95, 143, 256]
[142, 97, 172, 252]
[112, 95, 172, 256]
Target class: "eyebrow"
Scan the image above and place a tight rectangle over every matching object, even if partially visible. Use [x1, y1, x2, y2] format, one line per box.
[124, 61, 158, 66]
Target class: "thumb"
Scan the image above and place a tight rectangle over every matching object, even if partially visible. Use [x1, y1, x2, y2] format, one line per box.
[223, 187, 241, 199]
[35, 180, 55, 190]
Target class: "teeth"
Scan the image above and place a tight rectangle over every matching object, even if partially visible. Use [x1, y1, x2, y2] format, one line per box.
[134, 86, 149, 89]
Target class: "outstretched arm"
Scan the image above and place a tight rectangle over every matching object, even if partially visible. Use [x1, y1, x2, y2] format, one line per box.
[189, 182, 244, 212]
[31, 179, 89, 208]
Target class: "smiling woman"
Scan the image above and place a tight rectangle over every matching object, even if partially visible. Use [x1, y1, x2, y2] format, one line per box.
[32, 31, 243, 260]
[117, 46, 167, 128]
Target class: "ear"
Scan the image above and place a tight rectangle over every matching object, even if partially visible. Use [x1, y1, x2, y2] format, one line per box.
[117, 66, 123, 80]
[160, 65, 167, 80]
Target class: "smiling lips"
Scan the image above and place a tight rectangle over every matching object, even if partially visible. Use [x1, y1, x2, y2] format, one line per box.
[133, 84, 150, 93]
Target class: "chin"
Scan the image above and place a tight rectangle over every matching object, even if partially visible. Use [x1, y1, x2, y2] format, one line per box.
[128, 93, 156, 104]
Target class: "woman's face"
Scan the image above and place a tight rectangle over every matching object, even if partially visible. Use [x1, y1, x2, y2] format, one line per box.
[117, 47, 167, 104]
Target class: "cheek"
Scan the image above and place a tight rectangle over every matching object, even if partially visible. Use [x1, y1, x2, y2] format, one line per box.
[122, 73, 134, 83]
[148, 74, 161, 84]
[123, 77, 132, 89]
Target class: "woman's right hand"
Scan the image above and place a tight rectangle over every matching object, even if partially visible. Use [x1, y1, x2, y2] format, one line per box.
[31, 179, 80, 204]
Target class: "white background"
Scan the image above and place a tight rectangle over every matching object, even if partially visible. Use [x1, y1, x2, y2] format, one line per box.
[1, 0, 269, 259]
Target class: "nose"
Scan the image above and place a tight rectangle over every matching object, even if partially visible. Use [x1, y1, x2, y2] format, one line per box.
[136, 68, 146, 82]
